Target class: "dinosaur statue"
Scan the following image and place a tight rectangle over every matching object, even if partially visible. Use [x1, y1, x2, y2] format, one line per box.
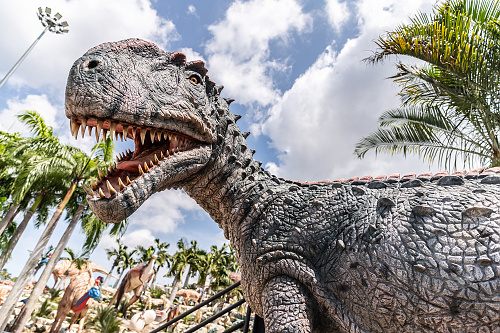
[109, 253, 157, 317]
[65, 38, 500, 332]
[175, 289, 200, 305]
[52, 259, 112, 289]
[49, 267, 102, 333]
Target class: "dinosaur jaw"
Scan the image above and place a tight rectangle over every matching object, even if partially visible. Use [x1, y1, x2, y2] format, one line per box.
[69, 116, 211, 223]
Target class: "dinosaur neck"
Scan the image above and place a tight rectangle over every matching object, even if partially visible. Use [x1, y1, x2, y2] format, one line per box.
[183, 103, 277, 241]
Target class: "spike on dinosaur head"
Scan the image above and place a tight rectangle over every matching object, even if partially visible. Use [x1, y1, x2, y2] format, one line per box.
[170, 51, 187, 65]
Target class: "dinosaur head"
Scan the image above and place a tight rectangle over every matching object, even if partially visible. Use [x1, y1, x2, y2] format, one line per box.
[66, 39, 219, 223]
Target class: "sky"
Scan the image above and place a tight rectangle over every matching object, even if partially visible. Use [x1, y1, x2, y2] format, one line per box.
[0, 0, 448, 286]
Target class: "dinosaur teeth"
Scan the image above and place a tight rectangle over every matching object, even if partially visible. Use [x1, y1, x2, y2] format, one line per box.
[150, 129, 156, 142]
[154, 154, 159, 164]
[160, 151, 165, 159]
[81, 118, 87, 138]
[109, 122, 117, 141]
[118, 177, 126, 190]
[82, 184, 94, 196]
[149, 160, 154, 167]
[70, 118, 77, 136]
[122, 125, 129, 141]
[131, 126, 136, 139]
[140, 128, 147, 145]
[90, 179, 97, 190]
[74, 122, 81, 140]
[96, 120, 104, 142]
[126, 176, 132, 184]
[97, 167, 105, 180]
[106, 180, 117, 195]
[138, 164, 144, 175]
[98, 188, 106, 198]
[144, 162, 149, 172]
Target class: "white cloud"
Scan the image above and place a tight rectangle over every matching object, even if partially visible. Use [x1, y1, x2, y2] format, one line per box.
[325, 0, 350, 32]
[187, 5, 197, 16]
[205, 0, 312, 106]
[0, 94, 59, 135]
[129, 189, 203, 233]
[179, 48, 205, 63]
[257, 0, 441, 181]
[0, 0, 178, 95]
[120, 229, 156, 249]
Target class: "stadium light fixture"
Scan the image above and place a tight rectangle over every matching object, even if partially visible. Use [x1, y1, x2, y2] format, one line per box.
[0, 7, 69, 90]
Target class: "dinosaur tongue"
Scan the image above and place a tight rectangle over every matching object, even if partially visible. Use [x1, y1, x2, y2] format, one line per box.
[117, 134, 170, 173]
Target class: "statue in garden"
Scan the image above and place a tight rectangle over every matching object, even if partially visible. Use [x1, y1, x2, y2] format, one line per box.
[65, 38, 500, 332]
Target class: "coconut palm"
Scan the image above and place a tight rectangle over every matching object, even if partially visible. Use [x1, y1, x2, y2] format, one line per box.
[182, 240, 206, 288]
[197, 244, 234, 298]
[135, 238, 170, 289]
[150, 238, 170, 288]
[0, 123, 121, 332]
[8, 136, 122, 333]
[0, 131, 23, 235]
[113, 248, 137, 289]
[103, 239, 128, 287]
[355, 0, 500, 169]
[166, 239, 192, 303]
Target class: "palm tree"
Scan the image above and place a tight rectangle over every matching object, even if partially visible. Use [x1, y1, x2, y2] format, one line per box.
[103, 239, 127, 288]
[0, 117, 122, 331]
[166, 239, 192, 303]
[150, 239, 170, 289]
[197, 244, 234, 299]
[8, 136, 122, 333]
[135, 238, 171, 289]
[113, 248, 136, 289]
[0, 131, 23, 236]
[182, 240, 205, 288]
[355, 0, 500, 169]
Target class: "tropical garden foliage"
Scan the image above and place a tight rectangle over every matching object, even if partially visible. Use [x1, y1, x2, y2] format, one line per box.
[356, 0, 500, 169]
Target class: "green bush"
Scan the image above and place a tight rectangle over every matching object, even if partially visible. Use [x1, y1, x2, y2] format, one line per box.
[88, 306, 121, 333]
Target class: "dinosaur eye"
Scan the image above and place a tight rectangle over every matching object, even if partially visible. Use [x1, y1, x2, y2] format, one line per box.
[189, 75, 199, 84]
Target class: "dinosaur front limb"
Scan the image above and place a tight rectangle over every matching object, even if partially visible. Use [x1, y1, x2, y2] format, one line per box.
[262, 275, 313, 333]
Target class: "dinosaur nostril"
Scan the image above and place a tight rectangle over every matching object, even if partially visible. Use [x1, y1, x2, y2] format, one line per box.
[87, 60, 100, 69]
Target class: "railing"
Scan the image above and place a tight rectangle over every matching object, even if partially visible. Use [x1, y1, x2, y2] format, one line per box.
[149, 281, 264, 333]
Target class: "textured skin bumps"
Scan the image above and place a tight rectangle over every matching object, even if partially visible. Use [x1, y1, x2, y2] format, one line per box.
[65, 39, 500, 333]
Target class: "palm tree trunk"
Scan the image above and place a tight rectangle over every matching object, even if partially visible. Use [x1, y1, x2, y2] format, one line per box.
[183, 266, 192, 287]
[102, 261, 117, 288]
[0, 195, 44, 270]
[10, 202, 84, 333]
[113, 268, 126, 288]
[168, 275, 183, 304]
[0, 182, 76, 331]
[0, 202, 20, 236]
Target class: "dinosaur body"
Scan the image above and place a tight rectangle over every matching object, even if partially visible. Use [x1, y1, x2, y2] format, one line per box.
[175, 289, 200, 305]
[49, 267, 100, 333]
[65, 39, 500, 332]
[109, 254, 156, 316]
[52, 260, 111, 289]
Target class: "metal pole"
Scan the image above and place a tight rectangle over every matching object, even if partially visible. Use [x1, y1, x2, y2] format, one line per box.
[0, 27, 48, 90]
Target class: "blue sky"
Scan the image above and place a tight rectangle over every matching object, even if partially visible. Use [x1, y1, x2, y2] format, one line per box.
[0, 0, 443, 286]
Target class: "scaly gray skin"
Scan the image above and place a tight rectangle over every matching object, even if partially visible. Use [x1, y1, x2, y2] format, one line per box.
[65, 39, 500, 333]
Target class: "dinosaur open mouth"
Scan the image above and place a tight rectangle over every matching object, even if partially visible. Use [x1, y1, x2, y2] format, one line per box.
[69, 117, 201, 199]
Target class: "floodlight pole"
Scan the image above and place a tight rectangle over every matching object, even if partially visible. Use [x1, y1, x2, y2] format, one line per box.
[0, 28, 48, 90]
[0, 7, 69, 90]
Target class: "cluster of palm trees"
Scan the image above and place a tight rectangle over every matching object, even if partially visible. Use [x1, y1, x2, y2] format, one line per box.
[104, 238, 239, 303]
[356, 0, 500, 169]
[0, 111, 127, 331]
